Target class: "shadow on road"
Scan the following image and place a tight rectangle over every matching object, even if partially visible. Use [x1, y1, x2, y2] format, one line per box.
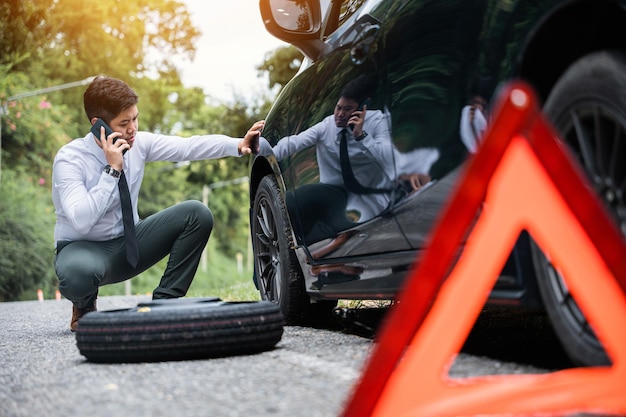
[329, 305, 575, 371]
[462, 306, 575, 370]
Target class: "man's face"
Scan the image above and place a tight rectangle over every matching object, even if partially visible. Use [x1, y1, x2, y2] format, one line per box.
[334, 97, 359, 128]
[109, 105, 139, 149]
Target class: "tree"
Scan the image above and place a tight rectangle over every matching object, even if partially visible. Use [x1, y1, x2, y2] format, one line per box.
[257, 46, 304, 91]
[17, 0, 199, 80]
[0, 170, 57, 301]
[0, 1, 49, 69]
[0, 67, 74, 180]
[0, 0, 203, 188]
[1, 0, 200, 142]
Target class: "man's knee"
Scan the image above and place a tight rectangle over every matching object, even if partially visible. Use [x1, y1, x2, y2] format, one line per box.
[55, 247, 103, 304]
[182, 200, 214, 231]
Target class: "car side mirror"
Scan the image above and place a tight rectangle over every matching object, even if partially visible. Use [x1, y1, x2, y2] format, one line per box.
[260, 0, 325, 60]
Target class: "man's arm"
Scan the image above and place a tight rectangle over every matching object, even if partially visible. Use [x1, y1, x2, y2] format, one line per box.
[52, 157, 117, 236]
[272, 119, 327, 161]
[141, 121, 266, 162]
[353, 110, 396, 181]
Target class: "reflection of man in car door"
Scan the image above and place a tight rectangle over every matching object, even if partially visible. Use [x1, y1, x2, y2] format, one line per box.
[272, 75, 433, 244]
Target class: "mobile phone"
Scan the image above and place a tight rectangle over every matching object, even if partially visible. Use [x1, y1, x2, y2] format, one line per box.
[349, 98, 372, 131]
[91, 118, 126, 154]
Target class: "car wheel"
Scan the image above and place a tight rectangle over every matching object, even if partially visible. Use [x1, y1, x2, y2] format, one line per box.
[532, 50, 626, 367]
[252, 175, 309, 324]
[75, 297, 284, 363]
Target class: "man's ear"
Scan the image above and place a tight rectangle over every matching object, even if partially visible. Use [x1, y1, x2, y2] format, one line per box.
[90, 117, 101, 126]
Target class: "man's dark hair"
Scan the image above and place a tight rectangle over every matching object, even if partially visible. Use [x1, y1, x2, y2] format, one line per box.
[340, 74, 378, 104]
[83, 76, 139, 124]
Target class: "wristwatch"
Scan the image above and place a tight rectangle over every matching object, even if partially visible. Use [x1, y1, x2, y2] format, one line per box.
[104, 165, 121, 178]
[355, 131, 368, 141]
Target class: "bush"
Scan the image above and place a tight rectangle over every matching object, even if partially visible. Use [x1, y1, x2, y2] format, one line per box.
[0, 170, 57, 301]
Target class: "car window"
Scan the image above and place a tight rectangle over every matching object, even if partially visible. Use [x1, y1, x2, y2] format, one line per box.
[322, 0, 367, 38]
[338, 0, 367, 25]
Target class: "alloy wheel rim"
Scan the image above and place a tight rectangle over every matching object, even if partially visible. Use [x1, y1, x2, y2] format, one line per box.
[549, 99, 626, 350]
[254, 195, 282, 303]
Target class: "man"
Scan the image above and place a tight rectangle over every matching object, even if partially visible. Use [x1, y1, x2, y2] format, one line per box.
[272, 75, 432, 243]
[52, 76, 264, 331]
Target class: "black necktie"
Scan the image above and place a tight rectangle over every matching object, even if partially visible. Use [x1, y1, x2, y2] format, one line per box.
[118, 171, 139, 267]
[339, 129, 392, 195]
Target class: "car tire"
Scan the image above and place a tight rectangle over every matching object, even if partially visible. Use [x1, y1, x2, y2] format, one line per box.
[252, 175, 309, 324]
[531, 50, 626, 367]
[75, 297, 284, 363]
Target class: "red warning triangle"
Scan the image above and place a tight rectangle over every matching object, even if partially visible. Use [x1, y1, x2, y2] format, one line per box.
[341, 82, 626, 417]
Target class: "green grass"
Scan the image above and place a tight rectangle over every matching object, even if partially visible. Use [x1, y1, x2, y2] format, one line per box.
[98, 240, 260, 301]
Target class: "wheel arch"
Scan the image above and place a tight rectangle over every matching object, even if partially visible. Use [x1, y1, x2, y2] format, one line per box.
[249, 155, 287, 208]
[518, 0, 626, 103]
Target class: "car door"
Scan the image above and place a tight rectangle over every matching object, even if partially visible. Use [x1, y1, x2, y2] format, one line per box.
[301, 0, 479, 252]
[262, 2, 412, 259]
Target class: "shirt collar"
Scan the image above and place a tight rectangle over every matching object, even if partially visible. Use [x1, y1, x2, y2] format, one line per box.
[84, 131, 109, 166]
[336, 126, 352, 136]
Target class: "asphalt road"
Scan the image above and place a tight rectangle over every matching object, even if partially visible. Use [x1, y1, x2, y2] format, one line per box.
[0, 296, 561, 417]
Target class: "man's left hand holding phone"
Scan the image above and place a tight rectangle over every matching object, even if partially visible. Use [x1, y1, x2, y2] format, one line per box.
[91, 118, 130, 174]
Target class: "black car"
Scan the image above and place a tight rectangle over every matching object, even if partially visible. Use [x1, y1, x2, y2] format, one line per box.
[248, 0, 626, 367]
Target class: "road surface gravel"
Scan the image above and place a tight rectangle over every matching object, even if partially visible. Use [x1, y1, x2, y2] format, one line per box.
[0, 296, 552, 417]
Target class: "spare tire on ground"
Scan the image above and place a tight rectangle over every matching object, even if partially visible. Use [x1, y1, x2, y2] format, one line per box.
[75, 297, 284, 363]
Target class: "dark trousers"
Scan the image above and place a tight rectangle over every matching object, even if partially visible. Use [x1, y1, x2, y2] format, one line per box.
[286, 183, 356, 245]
[55, 200, 213, 308]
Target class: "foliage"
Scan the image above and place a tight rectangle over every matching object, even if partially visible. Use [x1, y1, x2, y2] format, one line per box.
[0, 2, 47, 70]
[1, 0, 200, 73]
[257, 46, 304, 90]
[0, 170, 57, 301]
[132, 72, 186, 133]
[138, 161, 192, 217]
[175, 94, 273, 257]
[98, 238, 260, 301]
[1, 0, 200, 139]
[138, 92, 273, 257]
[0, 67, 75, 180]
[257, 45, 304, 89]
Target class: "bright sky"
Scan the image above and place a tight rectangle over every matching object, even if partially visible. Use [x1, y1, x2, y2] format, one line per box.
[178, 0, 288, 102]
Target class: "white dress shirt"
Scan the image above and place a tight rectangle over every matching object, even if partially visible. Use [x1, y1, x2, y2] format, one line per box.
[272, 110, 396, 221]
[52, 131, 241, 242]
[460, 105, 488, 153]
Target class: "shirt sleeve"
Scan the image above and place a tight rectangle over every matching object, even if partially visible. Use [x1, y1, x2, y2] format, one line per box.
[52, 154, 118, 236]
[272, 121, 326, 161]
[141, 132, 242, 162]
[354, 111, 396, 181]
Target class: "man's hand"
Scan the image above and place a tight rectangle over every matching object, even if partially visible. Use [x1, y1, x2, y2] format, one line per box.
[349, 105, 367, 138]
[239, 120, 265, 155]
[93, 126, 127, 170]
[399, 173, 431, 192]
